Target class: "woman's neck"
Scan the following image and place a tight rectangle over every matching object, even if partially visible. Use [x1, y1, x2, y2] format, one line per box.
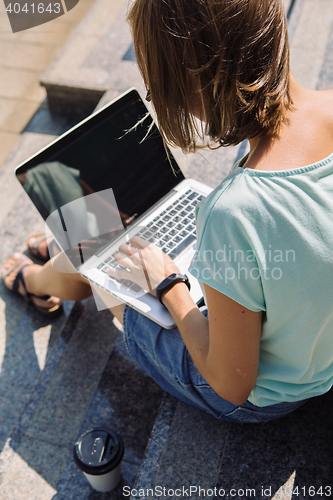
[244, 77, 333, 171]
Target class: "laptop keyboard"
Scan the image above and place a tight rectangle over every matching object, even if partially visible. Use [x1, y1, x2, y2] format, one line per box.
[98, 189, 204, 294]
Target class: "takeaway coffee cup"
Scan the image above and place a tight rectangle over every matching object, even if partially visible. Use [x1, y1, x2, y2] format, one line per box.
[73, 428, 124, 492]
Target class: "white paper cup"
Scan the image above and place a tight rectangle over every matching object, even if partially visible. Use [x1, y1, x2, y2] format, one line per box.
[73, 428, 124, 492]
[83, 462, 122, 492]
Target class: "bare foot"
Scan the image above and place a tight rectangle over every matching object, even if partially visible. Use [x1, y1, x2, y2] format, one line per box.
[2, 253, 61, 313]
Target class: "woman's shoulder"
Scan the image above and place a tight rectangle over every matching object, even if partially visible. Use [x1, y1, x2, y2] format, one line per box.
[317, 87, 333, 101]
[196, 167, 262, 230]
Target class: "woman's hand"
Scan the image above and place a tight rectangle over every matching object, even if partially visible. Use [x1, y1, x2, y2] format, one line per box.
[107, 235, 180, 295]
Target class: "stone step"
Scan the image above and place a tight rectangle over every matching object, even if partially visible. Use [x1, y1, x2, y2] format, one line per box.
[131, 389, 333, 500]
[0, 132, 164, 499]
[0, 283, 165, 499]
[40, 0, 144, 116]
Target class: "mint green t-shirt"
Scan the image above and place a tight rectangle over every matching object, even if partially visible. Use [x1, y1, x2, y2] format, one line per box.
[189, 152, 333, 407]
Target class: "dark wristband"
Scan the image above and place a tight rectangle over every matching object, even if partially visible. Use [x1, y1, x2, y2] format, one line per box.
[156, 273, 191, 304]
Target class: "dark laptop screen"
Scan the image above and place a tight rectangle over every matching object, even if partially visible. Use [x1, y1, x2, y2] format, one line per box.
[16, 90, 185, 268]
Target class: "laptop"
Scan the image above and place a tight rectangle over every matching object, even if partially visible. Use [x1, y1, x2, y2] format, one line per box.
[15, 88, 212, 328]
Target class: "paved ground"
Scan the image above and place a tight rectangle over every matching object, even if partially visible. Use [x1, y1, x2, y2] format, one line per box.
[0, 0, 333, 499]
[0, 0, 97, 165]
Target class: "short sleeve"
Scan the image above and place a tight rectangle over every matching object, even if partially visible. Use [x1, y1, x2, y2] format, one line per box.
[189, 184, 266, 312]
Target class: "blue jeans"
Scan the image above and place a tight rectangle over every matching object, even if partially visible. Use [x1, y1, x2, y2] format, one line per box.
[122, 306, 307, 423]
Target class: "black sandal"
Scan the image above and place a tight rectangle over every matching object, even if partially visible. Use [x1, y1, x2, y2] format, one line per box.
[1, 255, 63, 317]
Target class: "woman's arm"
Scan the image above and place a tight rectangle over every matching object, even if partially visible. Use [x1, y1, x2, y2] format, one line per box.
[110, 237, 262, 405]
[161, 282, 262, 405]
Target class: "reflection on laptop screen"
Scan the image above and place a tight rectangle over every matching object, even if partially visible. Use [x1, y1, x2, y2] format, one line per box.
[16, 90, 185, 268]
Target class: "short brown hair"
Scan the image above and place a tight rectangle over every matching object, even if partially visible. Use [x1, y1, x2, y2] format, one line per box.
[128, 0, 292, 151]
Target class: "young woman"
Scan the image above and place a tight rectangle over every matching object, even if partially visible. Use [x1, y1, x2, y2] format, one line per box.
[2, 0, 333, 423]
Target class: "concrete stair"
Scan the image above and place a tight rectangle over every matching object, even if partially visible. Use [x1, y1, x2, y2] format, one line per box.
[131, 391, 333, 500]
[40, 0, 143, 116]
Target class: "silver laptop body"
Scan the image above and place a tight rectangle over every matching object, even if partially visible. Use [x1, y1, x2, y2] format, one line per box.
[15, 89, 212, 328]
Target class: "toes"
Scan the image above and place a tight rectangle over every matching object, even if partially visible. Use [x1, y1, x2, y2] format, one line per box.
[1, 253, 31, 292]
[2, 253, 23, 275]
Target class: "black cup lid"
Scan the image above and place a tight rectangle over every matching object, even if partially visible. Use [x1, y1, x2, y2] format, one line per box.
[73, 428, 124, 475]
